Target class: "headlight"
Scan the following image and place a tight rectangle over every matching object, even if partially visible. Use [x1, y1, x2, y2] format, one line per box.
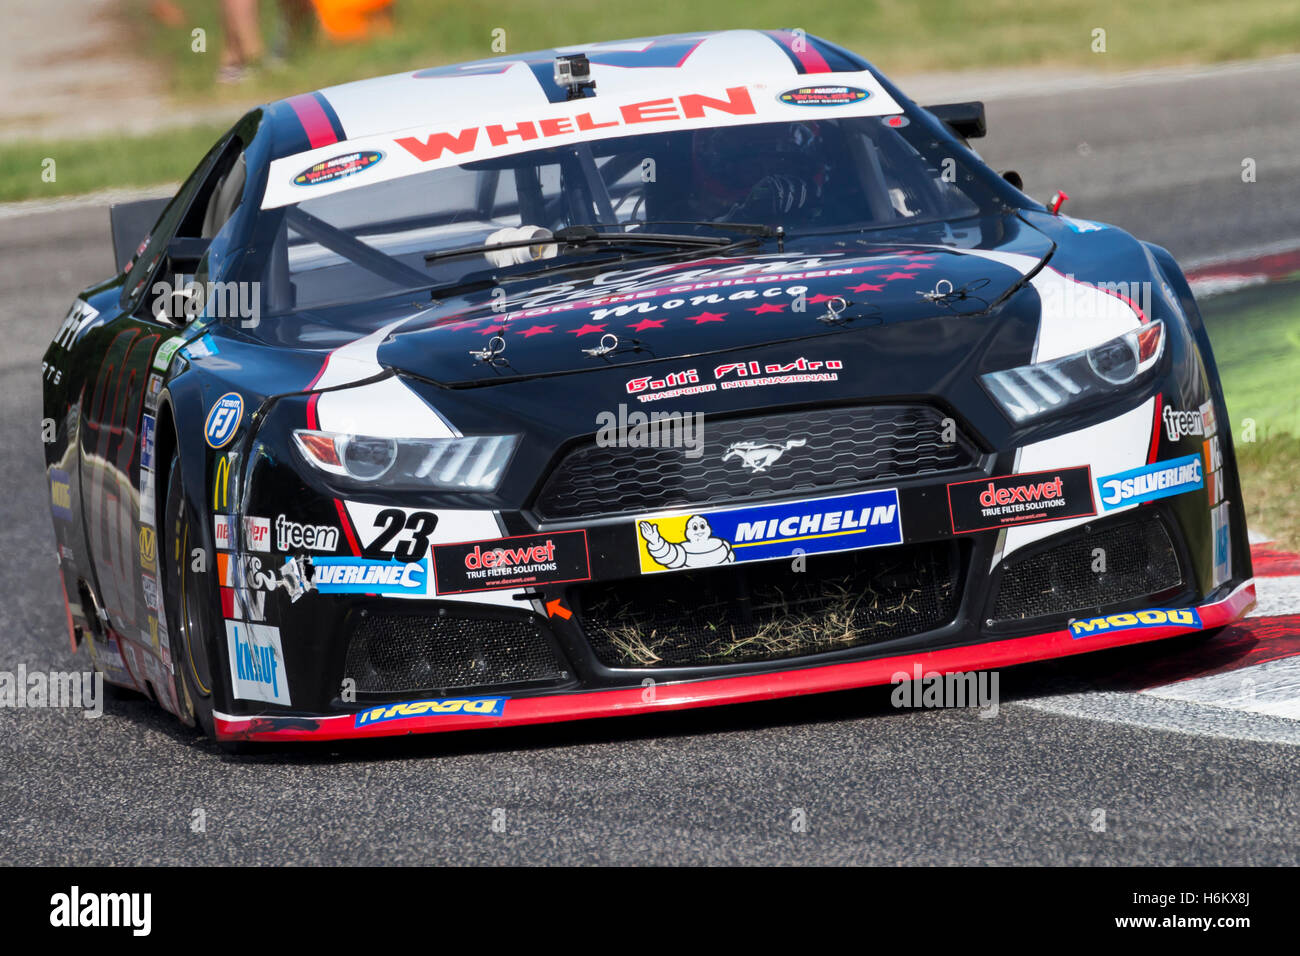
[980, 321, 1164, 423]
[292, 430, 518, 491]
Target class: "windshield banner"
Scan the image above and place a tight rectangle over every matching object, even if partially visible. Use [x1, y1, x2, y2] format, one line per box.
[261, 72, 901, 209]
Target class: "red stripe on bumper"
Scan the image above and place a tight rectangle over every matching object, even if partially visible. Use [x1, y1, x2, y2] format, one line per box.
[214, 582, 1256, 742]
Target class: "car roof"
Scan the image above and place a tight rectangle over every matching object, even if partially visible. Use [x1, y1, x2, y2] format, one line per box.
[268, 30, 876, 151]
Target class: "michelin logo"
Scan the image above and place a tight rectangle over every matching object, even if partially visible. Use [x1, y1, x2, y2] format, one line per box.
[1096, 455, 1203, 510]
[1069, 607, 1202, 639]
[636, 489, 902, 574]
[639, 515, 734, 569]
[355, 697, 507, 727]
[311, 557, 427, 594]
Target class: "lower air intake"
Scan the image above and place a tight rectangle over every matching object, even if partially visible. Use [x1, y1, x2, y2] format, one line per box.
[344, 611, 566, 694]
[991, 512, 1183, 622]
[577, 542, 962, 668]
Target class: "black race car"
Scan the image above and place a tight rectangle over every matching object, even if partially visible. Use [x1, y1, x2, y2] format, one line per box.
[41, 30, 1253, 743]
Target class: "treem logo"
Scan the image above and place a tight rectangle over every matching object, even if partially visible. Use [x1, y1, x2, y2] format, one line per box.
[275, 515, 339, 552]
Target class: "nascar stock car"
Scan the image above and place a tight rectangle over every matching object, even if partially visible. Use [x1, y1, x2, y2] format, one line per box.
[41, 29, 1253, 744]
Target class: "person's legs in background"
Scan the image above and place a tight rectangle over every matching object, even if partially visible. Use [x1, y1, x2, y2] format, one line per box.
[218, 0, 266, 84]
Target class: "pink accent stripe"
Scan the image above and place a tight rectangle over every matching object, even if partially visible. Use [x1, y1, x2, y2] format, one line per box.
[286, 93, 339, 150]
[773, 30, 832, 73]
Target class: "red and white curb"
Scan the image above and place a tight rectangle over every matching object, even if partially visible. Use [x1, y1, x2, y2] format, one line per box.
[1185, 240, 1300, 298]
[1022, 535, 1300, 743]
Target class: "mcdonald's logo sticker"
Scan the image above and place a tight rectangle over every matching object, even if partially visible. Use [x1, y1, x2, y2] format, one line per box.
[213, 452, 236, 511]
[139, 525, 157, 572]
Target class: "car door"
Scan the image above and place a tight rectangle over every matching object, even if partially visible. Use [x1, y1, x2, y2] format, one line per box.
[79, 125, 253, 649]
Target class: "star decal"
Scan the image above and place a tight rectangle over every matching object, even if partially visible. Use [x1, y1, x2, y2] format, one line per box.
[477, 323, 507, 335]
[628, 318, 667, 332]
[684, 311, 727, 324]
[747, 303, 786, 315]
[518, 324, 555, 337]
[883, 272, 917, 281]
[848, 282, 884, 293]
[804, 293, 841, 305]
[567, 323, 607, 336]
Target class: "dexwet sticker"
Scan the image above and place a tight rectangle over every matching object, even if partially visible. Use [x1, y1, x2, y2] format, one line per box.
[947, 466, 1095, 534]
[431, 530, 591, 594]
[635, 489, 902, 574]
[779, 86, 870, 106]
[292, 150, 384, 187]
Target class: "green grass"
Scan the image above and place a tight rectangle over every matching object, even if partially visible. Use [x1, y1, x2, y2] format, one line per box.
[1202, 281, 1300, 550]
[0, 124, 229, 203]
[1235, 436, 1300, 553]
[1202, 282, 1300, 441]
[123, 0, 1300, 102]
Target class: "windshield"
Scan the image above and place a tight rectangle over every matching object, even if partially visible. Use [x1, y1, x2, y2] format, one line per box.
[244, 116, 1004, 314]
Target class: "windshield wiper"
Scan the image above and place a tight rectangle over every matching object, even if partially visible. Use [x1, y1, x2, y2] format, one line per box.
[633, 220, 780, 238]
[423, 225, 733, 266]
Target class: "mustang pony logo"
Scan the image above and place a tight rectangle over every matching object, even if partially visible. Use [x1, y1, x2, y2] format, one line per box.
[722, 438, 807, 473]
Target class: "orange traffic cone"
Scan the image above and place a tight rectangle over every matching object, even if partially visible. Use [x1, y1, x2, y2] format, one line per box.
[311, 0, 395, 42]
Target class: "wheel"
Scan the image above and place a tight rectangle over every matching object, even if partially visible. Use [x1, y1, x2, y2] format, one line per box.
[161, 448, 220, 738]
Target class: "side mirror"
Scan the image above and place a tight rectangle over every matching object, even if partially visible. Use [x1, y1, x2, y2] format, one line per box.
[924, 101, 986, 141]
[1001, 170, 1024, 190]
[109, 196, 169, 273]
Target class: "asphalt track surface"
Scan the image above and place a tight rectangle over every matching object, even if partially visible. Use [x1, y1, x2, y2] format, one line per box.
[2, 61, 1299, 866]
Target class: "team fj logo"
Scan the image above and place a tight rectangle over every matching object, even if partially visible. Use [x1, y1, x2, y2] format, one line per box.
[721, 438, 806, 473]
[204, 392, 243, 449]
[635, 489, 902, 575]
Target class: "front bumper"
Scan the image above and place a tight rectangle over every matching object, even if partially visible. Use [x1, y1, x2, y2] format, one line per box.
[214, 581, 1255, 742]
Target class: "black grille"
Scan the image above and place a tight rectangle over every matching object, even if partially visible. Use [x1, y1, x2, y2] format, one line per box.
[992, 513, 1183, 622]
[577, 542, 962, 668]
[535, 404, 979, 521]
[344, 611, 567, 694]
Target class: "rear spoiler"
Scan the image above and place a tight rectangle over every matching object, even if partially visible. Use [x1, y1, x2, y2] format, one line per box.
[108, 197, 169, 273]
[924, 101, 987, 141]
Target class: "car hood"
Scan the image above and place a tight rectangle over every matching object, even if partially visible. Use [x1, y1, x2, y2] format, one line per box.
[371, 214, 1055, 387]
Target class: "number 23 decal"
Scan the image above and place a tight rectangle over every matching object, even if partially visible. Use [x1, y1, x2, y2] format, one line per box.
[369, 509, 437, 562]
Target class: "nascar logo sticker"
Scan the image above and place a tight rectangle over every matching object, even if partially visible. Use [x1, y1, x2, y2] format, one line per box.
[635, 489, 902, 574]
[292, 150, 384, 187]
[779, 86, 870, 106]
[355, 697, 507, 728]
[1069, 607, 1203, 639]
[204, 392, 243, 449]
[1096, 455, 1203, 510]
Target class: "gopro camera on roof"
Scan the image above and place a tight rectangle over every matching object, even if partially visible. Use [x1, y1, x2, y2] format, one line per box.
[554, 53, 596, 99]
